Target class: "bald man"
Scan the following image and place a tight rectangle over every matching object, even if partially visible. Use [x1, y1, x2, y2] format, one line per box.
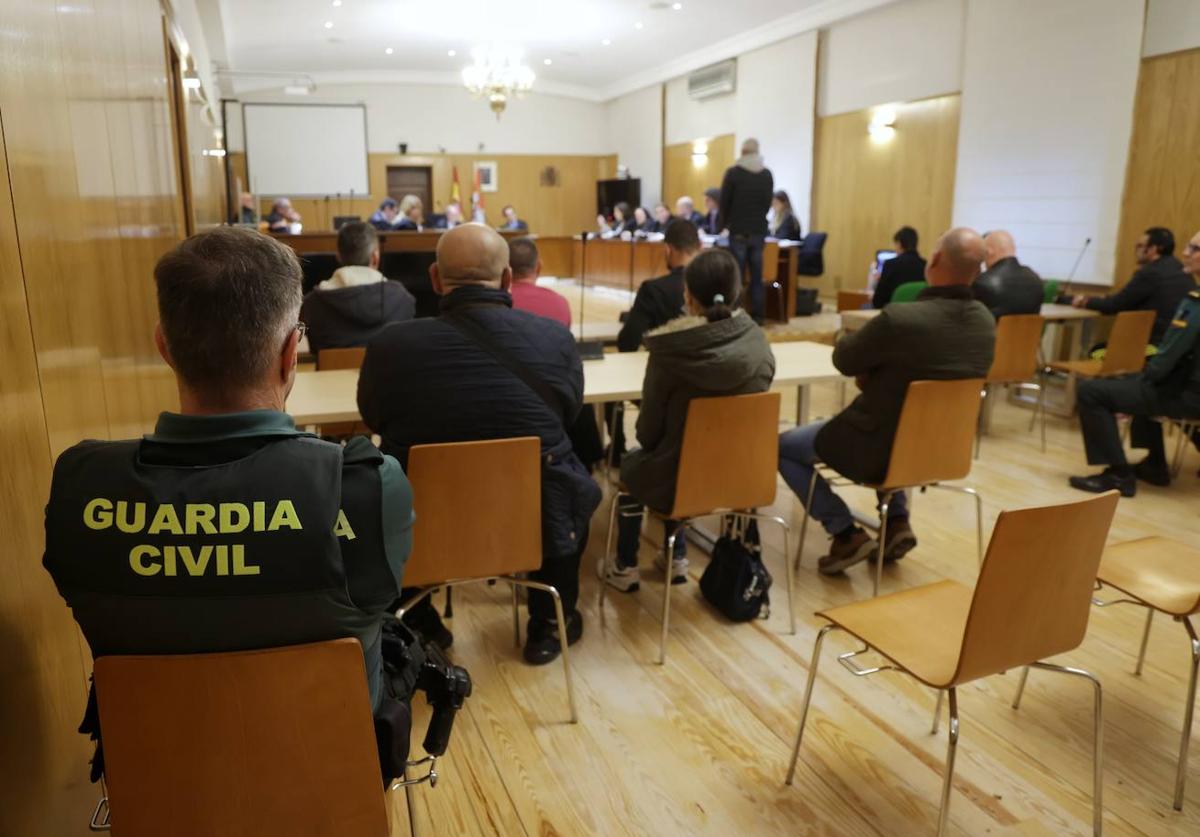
[779, 228, 995, 576]
[357, 224, 600, 665]
[972, 230, 1044, 318]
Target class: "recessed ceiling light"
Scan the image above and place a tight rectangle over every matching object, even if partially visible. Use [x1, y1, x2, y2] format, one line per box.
[331, 0, 341, 6]
[634, 21, 644, 29]
[323, 20, 333, 29]
[543, 58, 552, 65]
[385, 47, 394, 55]
[447, 49, 457, 57]
[672, 2, 683, 9]
[601, 38, 611, 46]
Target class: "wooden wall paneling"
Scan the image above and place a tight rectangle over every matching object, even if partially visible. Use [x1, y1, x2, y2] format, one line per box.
[662, 133, 735, 213]
[1115, 48, 1200, 286]
[254, 152, 617, 237]
[0, 50, 97, 837]
[811, 94, 960, 296]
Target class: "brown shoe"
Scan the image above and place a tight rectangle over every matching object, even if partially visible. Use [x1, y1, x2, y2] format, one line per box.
[881, 517, 917, 563]
[818, 528, 876, 575]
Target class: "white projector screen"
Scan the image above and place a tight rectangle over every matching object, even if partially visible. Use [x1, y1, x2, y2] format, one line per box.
[242, 103, 369, 197]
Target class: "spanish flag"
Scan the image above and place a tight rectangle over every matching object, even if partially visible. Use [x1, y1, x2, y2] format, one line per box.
[450, 166, 461, 205]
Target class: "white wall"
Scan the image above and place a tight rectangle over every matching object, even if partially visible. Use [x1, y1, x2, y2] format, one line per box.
[1144, 0, 1200, 57]
[736, 32, 818, 233]
[232, 83, 609, 156]
[664, 75, 737, 147]
[953, 0, 1144, 286]
[605, 85, 663, 210]
[818, 0, 964, 117]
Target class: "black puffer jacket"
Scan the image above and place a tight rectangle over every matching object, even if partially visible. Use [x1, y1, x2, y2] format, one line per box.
[301, 280, 416, 355]
[357, 286, 601, 556]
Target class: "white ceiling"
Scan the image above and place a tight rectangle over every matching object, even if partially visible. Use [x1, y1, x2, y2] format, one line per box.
[215, 0, 896, 101]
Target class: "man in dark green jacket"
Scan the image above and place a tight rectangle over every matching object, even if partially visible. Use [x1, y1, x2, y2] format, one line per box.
[1070, 229, 1200, 495]
[779, 228, 995, 575]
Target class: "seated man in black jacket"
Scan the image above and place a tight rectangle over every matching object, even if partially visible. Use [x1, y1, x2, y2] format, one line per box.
[972, 230, 1043, 318]
[300, 222, 416, 355]
[358, 224, 601, 665]
[871, 226, 926, 308]
[1071, 226, 1196, 345]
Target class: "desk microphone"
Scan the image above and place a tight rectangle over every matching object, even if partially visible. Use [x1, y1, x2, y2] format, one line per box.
[579, 230, 588, 333]
[1061, 236, 1092, 299]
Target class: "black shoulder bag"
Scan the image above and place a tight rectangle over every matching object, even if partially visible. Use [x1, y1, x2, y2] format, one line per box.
[699, 516, 772, 622]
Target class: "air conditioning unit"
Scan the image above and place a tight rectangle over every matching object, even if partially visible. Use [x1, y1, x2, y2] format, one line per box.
[687, 60, 736, 100]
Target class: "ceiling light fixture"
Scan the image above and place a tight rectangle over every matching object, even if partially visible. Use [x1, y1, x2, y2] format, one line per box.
[331, 0, 342, 6]
[323, 20, 333, 29]
[634, 21, 644, 29]
[461, 46, 535, 120]
[543, 58, 552, 65]
[447, 49, 457, 57]
[385, 47, 394, 54]
[601, 38, 611, 46]
[672, 3, 683, 10]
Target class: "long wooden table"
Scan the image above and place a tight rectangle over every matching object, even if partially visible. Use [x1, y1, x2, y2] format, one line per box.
[272, 229, 526, 255]
[839, 302, 1099, 333]
[287, 340, 842, 427]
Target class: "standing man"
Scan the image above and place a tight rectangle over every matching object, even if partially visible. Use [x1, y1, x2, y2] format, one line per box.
[368, 198, 399, 231]
[972, 230, 1044, 318]
[719, 138, 774, 322]
[1068, 229, 1200, 494]
[1071, 227, 1195, 345]
[871, 226, 925, 309]
[701, 188, 722, 235]
[778, 228, 994, 576]
[358, 224, 600, 665]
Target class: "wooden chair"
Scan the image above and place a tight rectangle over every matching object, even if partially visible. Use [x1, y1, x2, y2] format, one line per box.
[796, 379, 987, 597]
[837, 290, 870, 312]
[398, 436, 577, 722]
[1059, 536, 1200, 810]
[787, 492, 1119, 837]
[977, 314, 1047, 457]
[599, 392, 791, 664]
[317, 347, 371, 437]
[93, 639, 389, 837]
[1047, 309, 1155, 380]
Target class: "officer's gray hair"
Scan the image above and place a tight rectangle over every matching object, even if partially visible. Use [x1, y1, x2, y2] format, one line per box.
[337, 221, 378, 267]
[154, 227, 302, 396]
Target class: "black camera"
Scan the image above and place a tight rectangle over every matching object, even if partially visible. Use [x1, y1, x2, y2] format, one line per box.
[414, 641, 472, 756]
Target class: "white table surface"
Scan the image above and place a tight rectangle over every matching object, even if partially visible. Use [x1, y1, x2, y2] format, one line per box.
[840, 301, 1100, 331]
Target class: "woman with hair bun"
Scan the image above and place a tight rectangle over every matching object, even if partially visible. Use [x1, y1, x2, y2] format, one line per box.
[599, 248, 776, 591]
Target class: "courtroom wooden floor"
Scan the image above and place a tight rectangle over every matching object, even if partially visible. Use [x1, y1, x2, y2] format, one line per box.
[387, 379, 1200, 836]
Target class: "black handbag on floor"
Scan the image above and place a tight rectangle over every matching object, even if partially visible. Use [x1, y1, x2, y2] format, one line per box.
[700, 517, 772, 622]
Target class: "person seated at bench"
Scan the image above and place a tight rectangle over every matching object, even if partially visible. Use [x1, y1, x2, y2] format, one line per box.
[871, 226, 925, 309]
[507, 236, 570, 327]
[1069, 228, 1200, 495]
[600, 249, 775, 590]
[972, 229, 1043, 318]
[300, 222, 415, 354]
[368, 198, 399, 231]
[778, 227, 994, 576]
[43, 226, 414, 714]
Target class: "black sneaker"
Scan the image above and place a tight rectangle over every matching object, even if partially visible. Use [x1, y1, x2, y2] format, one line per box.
[1133, 458, 1171, 487]
[523, 610, 583, 666]
[401, 601, 454, 650]
[1068, 468, 1136, 498]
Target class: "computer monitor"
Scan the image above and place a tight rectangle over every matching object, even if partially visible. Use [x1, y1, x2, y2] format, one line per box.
[874, 249, 898, 274]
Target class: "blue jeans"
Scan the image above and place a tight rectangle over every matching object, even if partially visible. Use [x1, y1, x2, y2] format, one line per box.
[778, 421, 908, 535]
[729, 235, 765, 320]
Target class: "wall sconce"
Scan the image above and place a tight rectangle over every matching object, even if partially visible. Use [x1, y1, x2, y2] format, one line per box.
[182, 68, 202, 91]
[868, 104, 897, 143]
[691, 139, 709, 168]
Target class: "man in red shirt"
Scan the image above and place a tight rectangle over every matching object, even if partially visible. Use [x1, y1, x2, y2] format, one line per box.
[507, 237, 571, 328]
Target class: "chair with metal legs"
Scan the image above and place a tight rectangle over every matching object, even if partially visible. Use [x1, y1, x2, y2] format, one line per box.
[599, 391, 793, 664]
[397, 436, 578, 723]
[1014, 535, 1200, 811]
[976, 314, 1047, 457]
[786, 491, 1119, 836]
[795, 378, 987, 597]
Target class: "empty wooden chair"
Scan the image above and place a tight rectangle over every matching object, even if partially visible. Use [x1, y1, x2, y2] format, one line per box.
[978, 314, 1047, 456]
[1057, 536, 1200, 810]
[398, 436, 577, 722]
[317, 347, 371, 437]
[599, 392, 792, 664]
[796, 379, 986, 596]
[786, 492, 1119, 837]
[1048, 309, 1156, 380]
[94, 639, 389, 837]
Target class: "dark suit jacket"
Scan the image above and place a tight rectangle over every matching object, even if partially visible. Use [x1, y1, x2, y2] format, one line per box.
[871, 250, 926, 309]
[1085, 255, 1196, 344]
[701, 209, 721, 235]
[617, 268, 685, 352]
[972, 257, 1043, 318]
[815, 285, 995, 484]
[771, 214, 801, 241]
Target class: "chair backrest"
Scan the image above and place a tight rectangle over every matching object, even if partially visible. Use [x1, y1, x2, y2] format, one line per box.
[94, 639, 388, 837]
[671, 392, 782, 519]
[1100, 309, 1155, 375]
[797, 232, 827, 276]
[317, 346, 367, 371]
[880, 378, 985, 488]
[952, 492, 1119, 686]
[403, 437, 542, 587]
[987, 314, 1044, 383]
[837, 290, 870, 312]
[890, 281, 927, 304]
[1041, 279, 1059, 304]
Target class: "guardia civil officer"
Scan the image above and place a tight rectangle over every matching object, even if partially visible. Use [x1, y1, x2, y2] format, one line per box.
[1068, 228, 1200, 496]
[43, 226, 414, 713]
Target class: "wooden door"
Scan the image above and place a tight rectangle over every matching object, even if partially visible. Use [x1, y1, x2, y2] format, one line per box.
[386, 165, 432, 210]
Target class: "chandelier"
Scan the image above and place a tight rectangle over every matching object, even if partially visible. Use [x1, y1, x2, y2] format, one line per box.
[461, 47, 535, 119]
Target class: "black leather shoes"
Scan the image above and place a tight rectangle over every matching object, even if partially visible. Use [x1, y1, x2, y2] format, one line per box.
[1068, 470, 1136, 497]
[1133, 458, 1171, 487]
[523, 609, 583, 666]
